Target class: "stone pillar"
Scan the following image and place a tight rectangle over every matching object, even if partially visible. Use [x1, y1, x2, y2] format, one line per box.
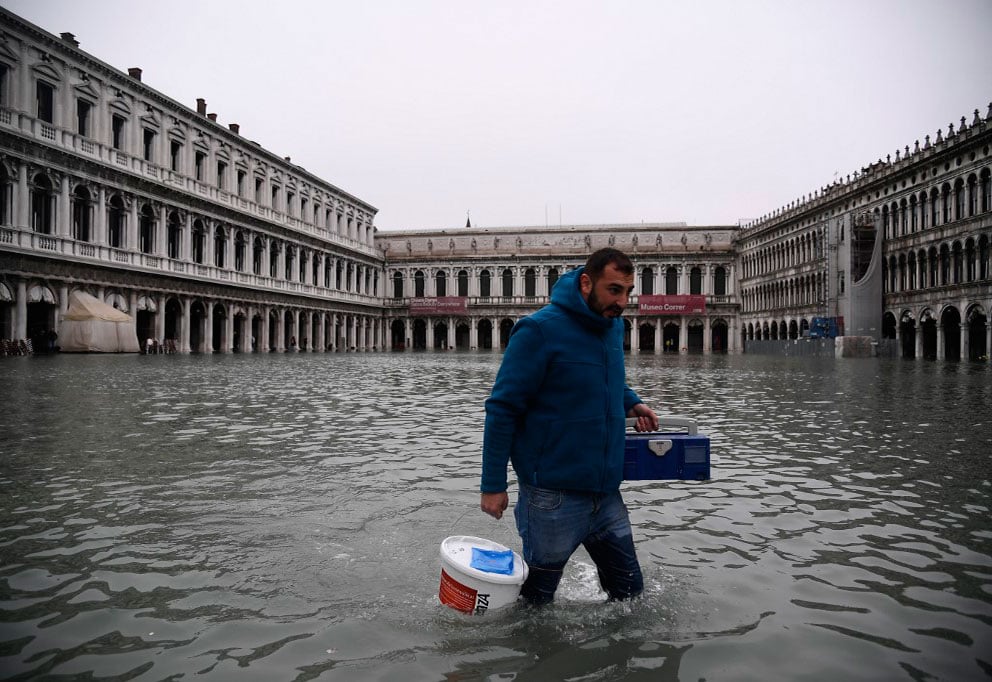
[128, 200, 139, 252]
[181, 297, 191, 353]
[259, 308, 268, 352]
[961, 322, 969, 362]
[17, 163, 29, 229]
[679, 317, 688, 353]
[159, 205, 168, 255]
[183, 213, 193, 261]
[937, 323, 945, 360]
[58, 175, 71, 238]
[204, 300, 214, 353]
[986, 322, 992, 363]
[631, 316, 640, 352]
[224, 304, 234, 353]
[96, 186, 106, 245]
[447, 317, 456, 350]
[275, 309, 285, 351]
[654, 322, 662, 354]
[156, 294, 166, 345]
[316, 312, 325, 352]
[470, 317, 478, 349]
[915, 324, 923, 359]
[703, 317, 712, 354]
[404, 317, 412, 351]
[426, 318, 435, 350]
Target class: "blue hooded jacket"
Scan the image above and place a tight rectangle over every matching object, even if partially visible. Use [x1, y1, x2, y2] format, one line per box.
[481, 266, 642, 494]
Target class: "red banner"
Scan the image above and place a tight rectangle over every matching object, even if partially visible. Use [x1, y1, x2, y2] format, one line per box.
[409, 297, 468, 316]
[638, 295, 706, 315]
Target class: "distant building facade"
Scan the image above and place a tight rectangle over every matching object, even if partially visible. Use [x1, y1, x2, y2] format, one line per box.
[0, 8, 384, 353]
[737, 107, 992, 360]
[376, 224, 739, 353]
[1, 7, 989, 362]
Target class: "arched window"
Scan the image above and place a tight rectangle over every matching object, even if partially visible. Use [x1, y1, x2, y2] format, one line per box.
[689, 267, 702, 295]
[253, 236, 264, 274]
[312, 253, 320, 286]
[480, 269, 492, 297]
[192, 220, 206, 264]
[31, 173, 54, 234]
[524, 268, 536, 297]
[640, 267, 654, 295]
[909, 195, 918, 232]
[167, 211, 181, 259]
[548, 267, 559, 292]
[72, 185, 92, 242]
[502, 268, 514, 297]
[939, 244, 950, 285]
[214, 225, 226, 268]
[393, 271, 403, 298]
[954, 179, 965, 221]
[0, 165, 10, 226]
[981, 169, 991, 213]
[665, 266, 678, 295]
[139, 204, 156, 254]
[284, 245, 293, 280]
[435, 270, 447, 297]
[235, 231, 246, 272]
[714, 266, 726, 296]
[414, 270, 425, 297]
[108, 196, 125, 248]
[457, 270, 469, 297]
[269, 242, 279, 277]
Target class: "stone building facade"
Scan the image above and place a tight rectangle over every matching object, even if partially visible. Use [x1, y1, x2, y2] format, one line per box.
[0, 8, 385, 354]
[377, 224, 738, 353]
[2, 8, 989, 362]
[737, 107, 992, 360]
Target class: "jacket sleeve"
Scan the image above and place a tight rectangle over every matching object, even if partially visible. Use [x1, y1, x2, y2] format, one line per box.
[481, 320, 548, 493]
[623, 385, 643, 415]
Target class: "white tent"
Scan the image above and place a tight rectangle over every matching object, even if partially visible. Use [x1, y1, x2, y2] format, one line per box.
[58, 291, 141, 353]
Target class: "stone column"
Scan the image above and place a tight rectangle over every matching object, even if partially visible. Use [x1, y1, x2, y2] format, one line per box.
[159, 205, 168, 255]
[961, 322, 969, 362]
[17, 164, 28, 230]
[316, 312, 325, 352]
[937, 323, 945, 360]
[679, 317, 688, 353]
[14, 279, 27, 340]
[224, 304, 234, 353]
[631, 316, 640, 352]
[204, 300, 214, 353]
[654, 322, 662, 354]
[58, 175, 71, 238]
[157, 294, 166, 345]
[470, 317, 478, 349]
[404, 317, 412, 351]
[447, 317, 456, 350]
[915, 324, 923, 359]
[96, 186, 107, 245]
[181, 297, 191, 353]
[128, 200, 139, 252]
[703, 317, 712, 354]
[275, 309, 285, 351]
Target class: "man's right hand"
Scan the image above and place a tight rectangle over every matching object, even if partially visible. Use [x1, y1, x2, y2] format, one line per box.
[481, 491, 509, 520]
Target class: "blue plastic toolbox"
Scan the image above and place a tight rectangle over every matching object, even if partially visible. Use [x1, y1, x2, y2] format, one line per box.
[623, 417, 710, 481]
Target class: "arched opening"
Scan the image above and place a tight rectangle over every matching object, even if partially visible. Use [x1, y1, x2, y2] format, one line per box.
[480, 270, 492, 297]
[136, 298, 156, 352]
[548, 267, 560, 293]
[414, 271, 425, 297]
[434, 321, 448, 349]
[940, 307, 961, 361]
[689, 267, 702, 295]
[899, 311, 916, 358]
[212, 304, 226, 353]
[524, 268, 536, 297]
[192, 220, 206, 264]
[190, 301, 206, 353]
[638, 322, 655, 352]
[457, 270, 469, 297]
[455, 322, 470, 349]
[412, 319, 427, 349]
[251, 313, 262, 352]
[108, 195, 125, 248]
[882, 312, 897, 340]
[268, 310, 279, 351]
[284, 312, 297, 351]
[214, 226, 227, 268]
[640, 267, 654, 296]
[27, 284, 58, 352]
[501, 269, 513, 297]
[662, 322, 679, 353]
[788, 320, 799, 340]
[165, 298, 182, 350]
[167, 211, 182, 259]
[31, 174, 55, 234]
[478, 319, 494, 349]
[139, 204, 156, 254]
[390, 319, 405, 350]
[72, 185, 93, 242]
[713, 266, 727, 296]
[965, 306, 987, 361]
[711, 319, 728, 353]
[665, 267, 678, 295]
[499, 318, 514, 348]
[687, 319, 704, 353]
[622, 319, 632, 351]
[920, 310, 937, 360]
[435, 270, 447, 297]
[233, 311, 247, 352]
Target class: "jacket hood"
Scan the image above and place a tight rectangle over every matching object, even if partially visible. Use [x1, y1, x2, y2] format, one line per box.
[550, 267, 614, 331]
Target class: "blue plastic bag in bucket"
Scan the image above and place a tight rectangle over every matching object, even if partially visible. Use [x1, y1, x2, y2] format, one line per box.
[439, 536, 528, 615]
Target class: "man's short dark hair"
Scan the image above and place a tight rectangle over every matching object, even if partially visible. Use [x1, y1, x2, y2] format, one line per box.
[584, 248, 634, 279]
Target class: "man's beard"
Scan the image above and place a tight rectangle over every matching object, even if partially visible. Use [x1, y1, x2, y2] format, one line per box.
[588, 287, 624, 318]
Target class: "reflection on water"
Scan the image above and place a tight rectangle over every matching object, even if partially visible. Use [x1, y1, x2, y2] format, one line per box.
[1, 352, 990, 680]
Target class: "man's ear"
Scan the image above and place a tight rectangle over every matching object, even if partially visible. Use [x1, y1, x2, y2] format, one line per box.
[579, 272, 593, 297]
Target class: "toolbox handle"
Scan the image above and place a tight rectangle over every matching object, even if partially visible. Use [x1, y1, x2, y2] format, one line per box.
[625, 416, 697, 435]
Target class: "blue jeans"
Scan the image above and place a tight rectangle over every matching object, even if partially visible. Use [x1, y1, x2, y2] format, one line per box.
[514, 483, 643, 605]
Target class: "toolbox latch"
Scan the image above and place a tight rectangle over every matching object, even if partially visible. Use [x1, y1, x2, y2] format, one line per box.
[647, 439, 672, 457]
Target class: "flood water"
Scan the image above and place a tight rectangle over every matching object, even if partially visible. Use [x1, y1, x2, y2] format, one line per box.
[1, 351, 990, 681]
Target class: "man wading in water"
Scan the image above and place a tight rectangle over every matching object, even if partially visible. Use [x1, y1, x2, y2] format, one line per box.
[480, 248, 659, 605]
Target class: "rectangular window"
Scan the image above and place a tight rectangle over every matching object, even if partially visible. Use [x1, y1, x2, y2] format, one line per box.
[237, 170, 246, 197]
[194, 151, 205, 181]
[36, 81, 54, 123]
[111, 115, 126, 150]
[77, 99, 91, 136]
[0, 64, 7, 105]
[255, 176, 263, 203]
[287, 191, 295, 216]
[271, 186, 279, 210]
[216, 161, 226, 190]
[170, 140, 181, 172]
[143, 128, 155, 162]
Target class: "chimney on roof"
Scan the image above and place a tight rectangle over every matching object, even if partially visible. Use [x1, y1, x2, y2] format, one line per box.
[196, 98, 207, 115]
[60, 32, 79, 47]
[228, 123, 240, 134]
[207, 113, 217, 122]
[127, 67, 142, 81]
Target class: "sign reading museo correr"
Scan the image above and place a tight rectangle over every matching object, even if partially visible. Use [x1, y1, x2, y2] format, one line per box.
[637, 295, 706, 315]
[409, 297, 469, 315]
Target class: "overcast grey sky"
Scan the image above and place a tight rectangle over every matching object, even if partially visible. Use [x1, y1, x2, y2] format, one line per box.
[4, 0, 991, 230]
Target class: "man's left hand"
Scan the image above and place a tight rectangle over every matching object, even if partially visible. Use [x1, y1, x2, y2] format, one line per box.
[627, 403, 659, 432]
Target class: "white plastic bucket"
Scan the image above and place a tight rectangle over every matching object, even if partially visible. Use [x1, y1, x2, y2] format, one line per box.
[439, 535, 528, 615]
